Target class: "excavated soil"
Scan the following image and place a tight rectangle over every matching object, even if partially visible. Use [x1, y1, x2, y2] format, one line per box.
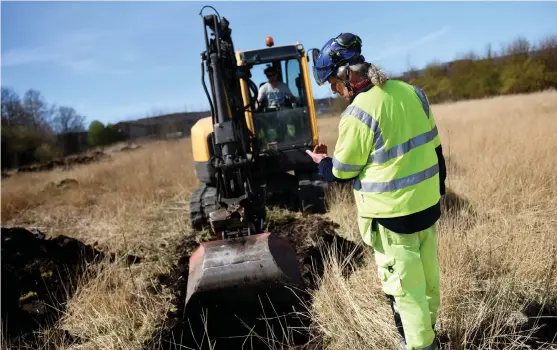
[11, 150, 109, 174]
[148, 214, 365, 350]
[520, 301, 557, 348]
[1, 227, 140, 348]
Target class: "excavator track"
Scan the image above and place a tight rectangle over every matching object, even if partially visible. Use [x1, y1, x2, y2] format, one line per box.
[190, 172, 327, 232]
[189, 183, 218, 231]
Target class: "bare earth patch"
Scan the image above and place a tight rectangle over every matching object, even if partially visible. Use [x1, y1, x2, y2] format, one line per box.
[147, 211, 365, 350]
[1, 227, 140, 349]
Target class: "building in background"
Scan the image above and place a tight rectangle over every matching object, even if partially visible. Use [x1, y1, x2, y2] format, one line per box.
[114, 111, 210, 140]
[113, 97, 340, 142]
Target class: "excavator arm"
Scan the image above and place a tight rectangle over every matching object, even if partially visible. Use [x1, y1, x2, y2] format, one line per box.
[199, 7, 265, 239]
[185, 7, 303, 307]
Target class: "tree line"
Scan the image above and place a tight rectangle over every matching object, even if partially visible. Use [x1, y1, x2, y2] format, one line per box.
[332, 35, 557, 112]
[3, 35, 555, 169]
[1, 86, 130, 169]
[1, 87, 92, 169]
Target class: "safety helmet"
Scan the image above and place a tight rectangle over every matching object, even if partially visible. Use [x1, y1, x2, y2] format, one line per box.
[312, 32, 365, 86]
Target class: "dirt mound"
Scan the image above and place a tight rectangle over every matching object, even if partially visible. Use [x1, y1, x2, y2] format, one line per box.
[118, 144, 142, 152]
[148, 214, 365, 350]
[14, 150, 109, 174]
[264, 214, 364, 288]
[42, 178, 80, 193]
[0, 227, 140, 348]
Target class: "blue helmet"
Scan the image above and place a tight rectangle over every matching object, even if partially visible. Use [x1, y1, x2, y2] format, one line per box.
[312, 32, 365, 86]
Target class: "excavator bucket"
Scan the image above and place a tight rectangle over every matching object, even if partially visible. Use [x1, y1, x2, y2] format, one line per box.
[185, 232, 304, 308]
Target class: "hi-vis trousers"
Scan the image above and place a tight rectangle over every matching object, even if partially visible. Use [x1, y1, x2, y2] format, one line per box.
[358, 217, 441, 350]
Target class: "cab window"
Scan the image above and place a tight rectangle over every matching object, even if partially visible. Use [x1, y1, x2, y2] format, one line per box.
[250, 59, 312, 150]
[283, 59, 305, 105]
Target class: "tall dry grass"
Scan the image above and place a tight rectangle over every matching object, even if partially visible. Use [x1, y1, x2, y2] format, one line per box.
[1, 139, 198, 349]
[2, 139, 197, 255]
[1, 90, 556, 349]
[312, 90, 557, 349]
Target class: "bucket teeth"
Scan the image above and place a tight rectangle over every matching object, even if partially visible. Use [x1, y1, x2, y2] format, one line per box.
[185, 232, 303, 306]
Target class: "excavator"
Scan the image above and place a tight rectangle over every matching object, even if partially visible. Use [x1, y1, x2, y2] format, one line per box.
[185, 6, 326, 310]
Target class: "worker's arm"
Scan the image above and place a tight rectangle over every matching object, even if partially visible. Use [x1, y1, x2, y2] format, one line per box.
[330, 112, 373, 180]
[436, 145, 447, 195]
[421, 86, 447, 196]
[431, 114, 446, 195]
[317, 157, 355, 183]
[281, 84, 297, 104]
[307, 111, 372, 183]
[257, 84, 267, 105]
[313, 135, 447, 191]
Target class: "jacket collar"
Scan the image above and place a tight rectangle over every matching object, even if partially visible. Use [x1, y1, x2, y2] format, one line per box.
[349, 84, 374, 103]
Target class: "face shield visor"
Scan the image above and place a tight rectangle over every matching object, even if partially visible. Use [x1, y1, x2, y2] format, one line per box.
[312, 64, 335, 86]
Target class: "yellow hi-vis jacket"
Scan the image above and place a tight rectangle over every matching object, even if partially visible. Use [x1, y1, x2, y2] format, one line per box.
[332, 79, 441, 218]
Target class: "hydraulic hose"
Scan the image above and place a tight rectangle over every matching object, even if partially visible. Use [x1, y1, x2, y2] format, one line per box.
[201, 59, 216, 124]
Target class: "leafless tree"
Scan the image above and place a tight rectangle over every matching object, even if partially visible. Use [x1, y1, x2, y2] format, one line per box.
[22, 89, 51, 130]
[1, 87, 26, 126]
[52, 106, 86, 133]
[503, 37, 531, 57]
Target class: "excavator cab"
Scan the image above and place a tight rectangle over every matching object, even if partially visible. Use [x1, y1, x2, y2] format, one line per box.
[237, 41, 319, 156]
[191, 39, 326, 232]
[233, 41, 327, 214]
[248, 62, 313, 152]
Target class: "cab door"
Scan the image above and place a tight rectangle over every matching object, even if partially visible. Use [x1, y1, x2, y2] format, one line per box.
[284, 58, 305, 106]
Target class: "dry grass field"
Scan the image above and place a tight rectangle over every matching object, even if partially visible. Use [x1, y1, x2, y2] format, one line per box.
[2, 90, 557, 350]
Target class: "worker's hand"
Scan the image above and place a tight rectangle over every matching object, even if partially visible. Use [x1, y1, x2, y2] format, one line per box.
[306, 150, 329, 164]
[313, 143, 328, 154]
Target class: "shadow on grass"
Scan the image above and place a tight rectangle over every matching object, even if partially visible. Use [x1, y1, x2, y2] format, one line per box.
[521, 300, 557, 348]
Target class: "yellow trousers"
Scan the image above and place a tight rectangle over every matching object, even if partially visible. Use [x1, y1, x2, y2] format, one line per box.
[359, 217, 441, 350]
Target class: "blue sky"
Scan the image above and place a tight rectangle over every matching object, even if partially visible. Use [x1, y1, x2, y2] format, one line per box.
[2, 1, 556, 126]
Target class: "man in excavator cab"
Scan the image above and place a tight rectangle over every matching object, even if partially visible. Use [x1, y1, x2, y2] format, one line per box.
[255, 65, 300, 147]
[257, 65, 296, 110]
